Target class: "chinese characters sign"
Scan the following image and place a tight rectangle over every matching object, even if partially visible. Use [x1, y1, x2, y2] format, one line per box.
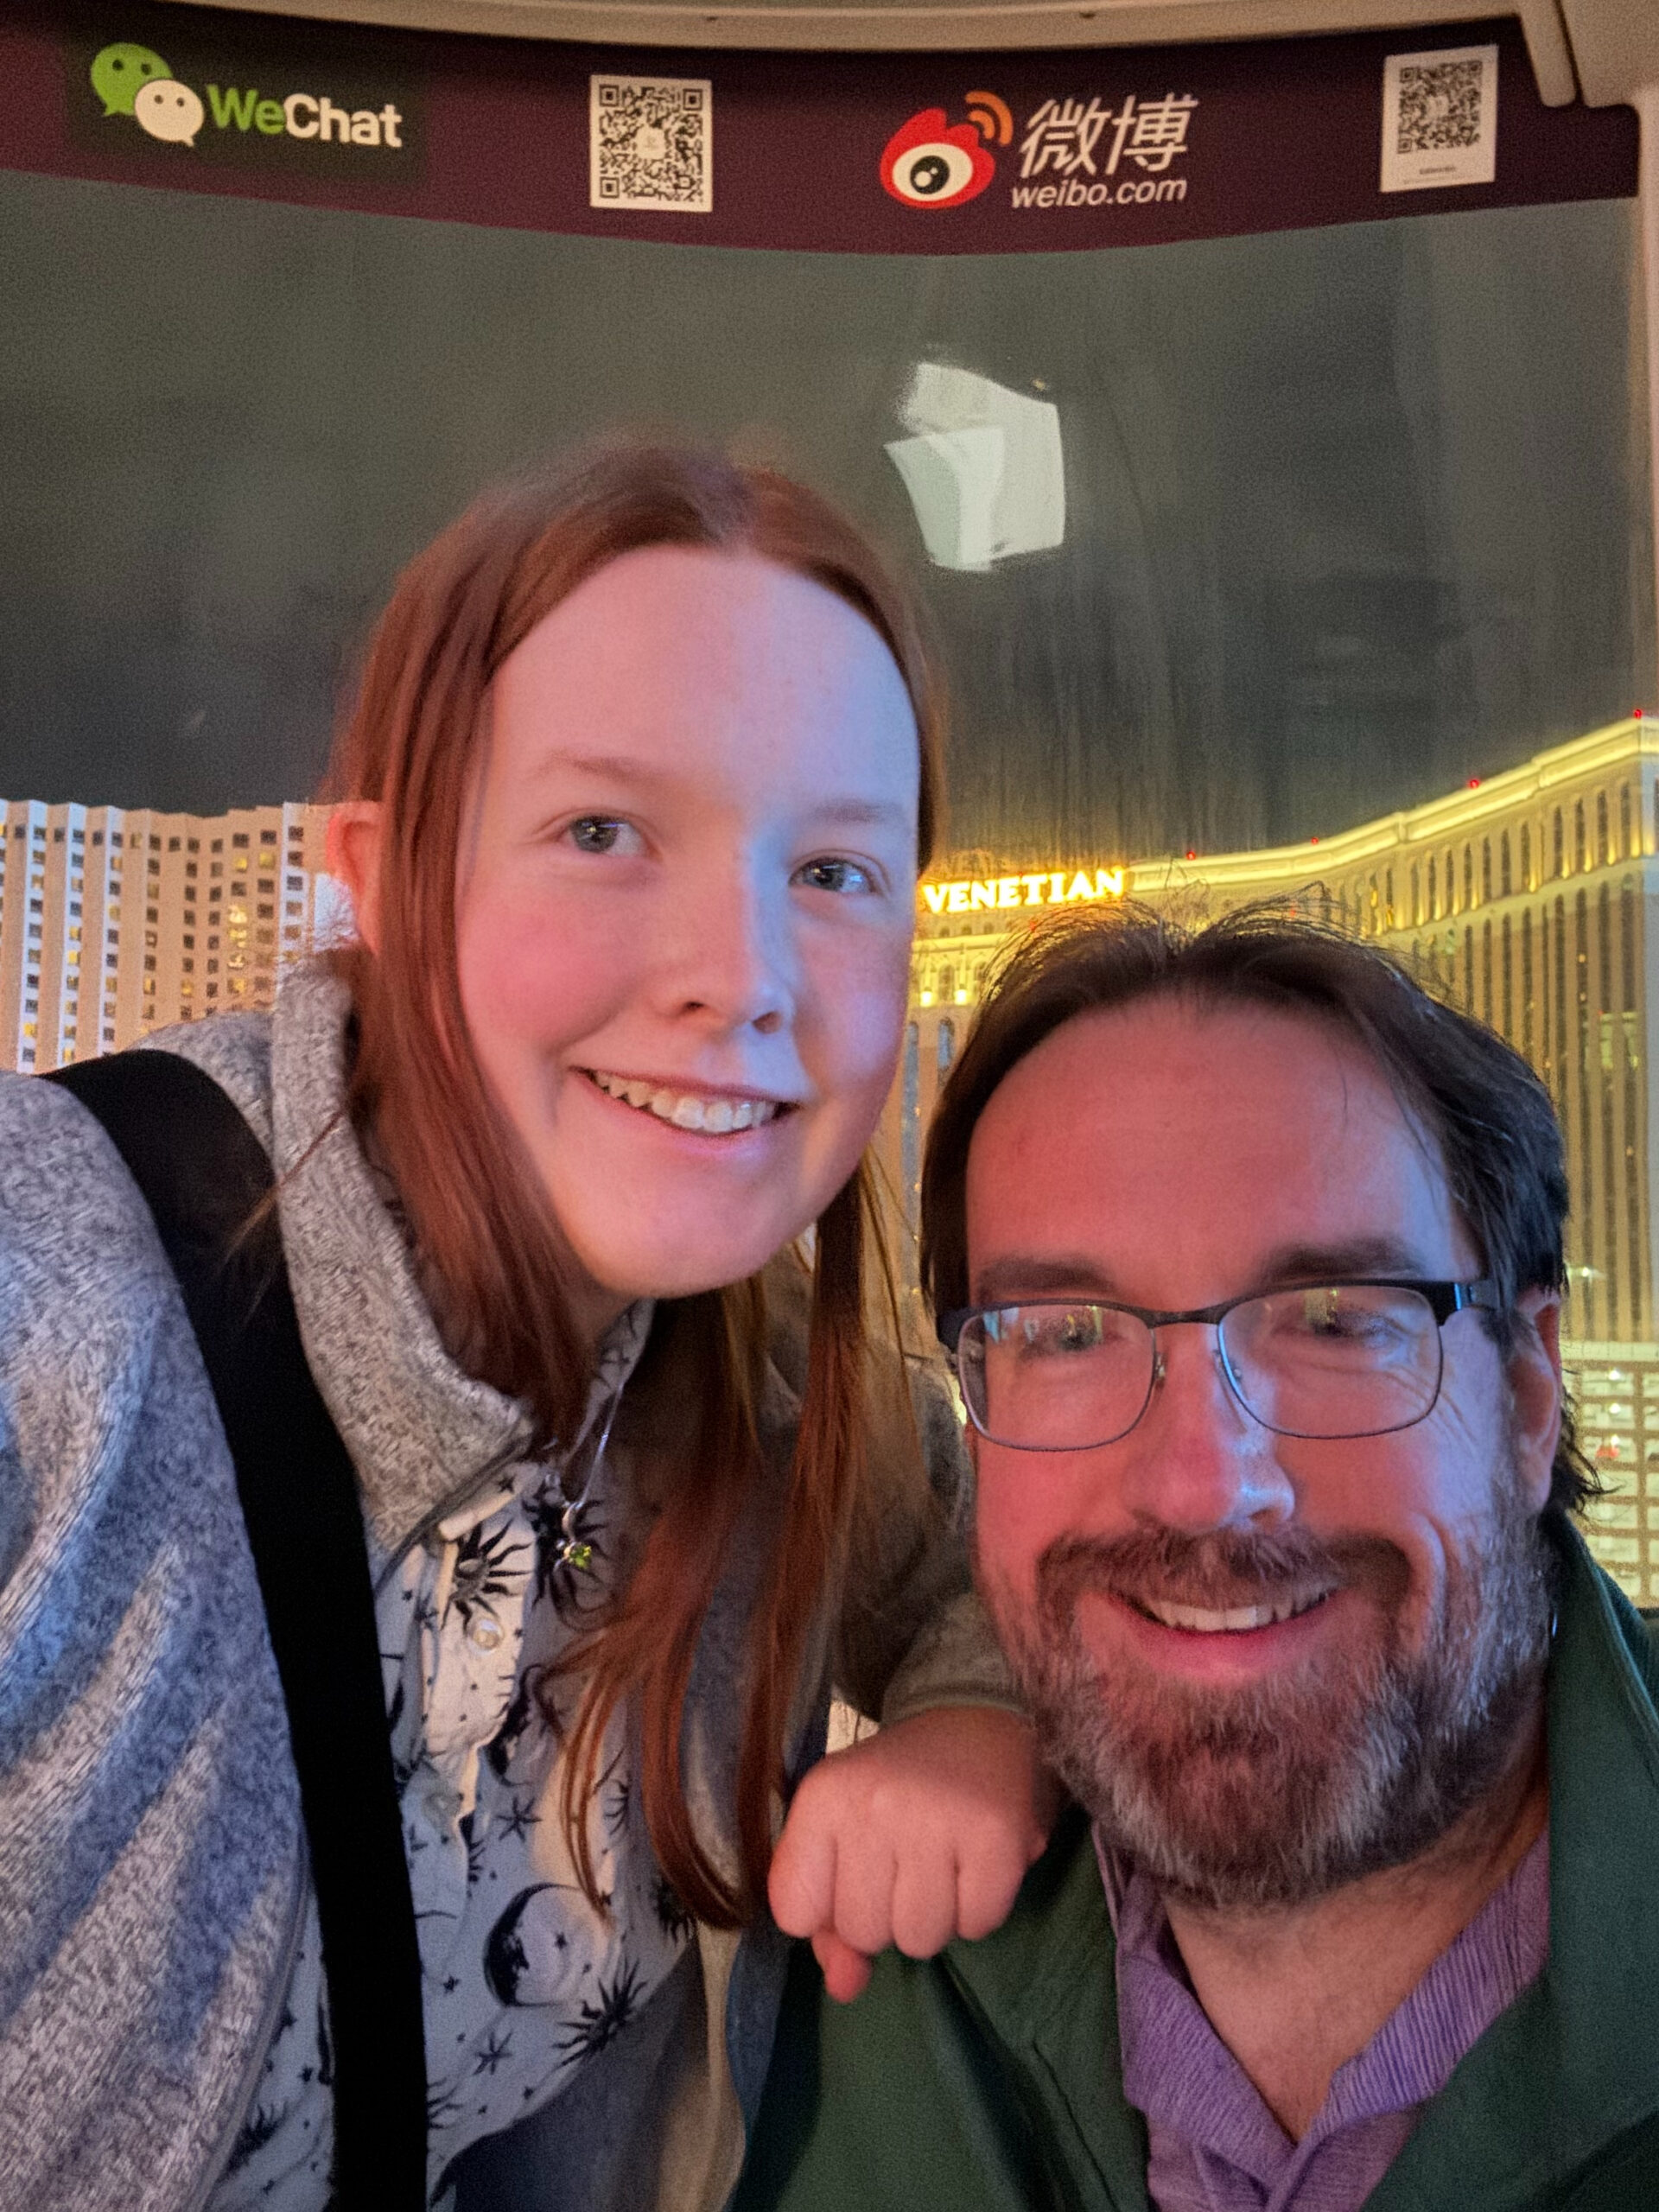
[0, 3, 1636, 255]
[1020, 92, 1197, 181]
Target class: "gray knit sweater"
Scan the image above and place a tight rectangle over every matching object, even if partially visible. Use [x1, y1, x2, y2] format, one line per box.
[0, 963, 1013, 2212]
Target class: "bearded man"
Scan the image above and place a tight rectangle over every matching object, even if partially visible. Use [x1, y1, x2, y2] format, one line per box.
[741, 909, 1659, 2212]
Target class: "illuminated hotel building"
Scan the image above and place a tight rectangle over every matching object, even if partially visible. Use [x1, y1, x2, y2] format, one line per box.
[5, 718, 1657, 1598]
[904, 715, 1659, 1603]
[0, 798, 333, 1070]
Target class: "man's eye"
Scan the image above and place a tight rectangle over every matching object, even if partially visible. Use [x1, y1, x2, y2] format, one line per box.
[566, 817, 644, 856]
[794, 857, 874, 895]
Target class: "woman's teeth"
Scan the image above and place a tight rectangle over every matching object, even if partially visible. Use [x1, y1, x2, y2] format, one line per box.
[588, 1070, 780, 1135]
[1138, 1589, 1332, 1635]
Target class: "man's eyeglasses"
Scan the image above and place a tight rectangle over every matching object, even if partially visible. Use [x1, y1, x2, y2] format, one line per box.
[936, 1280, 1502, 1452]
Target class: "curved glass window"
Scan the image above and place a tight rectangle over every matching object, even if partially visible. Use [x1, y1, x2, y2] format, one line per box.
[0, 178, 1647, 844]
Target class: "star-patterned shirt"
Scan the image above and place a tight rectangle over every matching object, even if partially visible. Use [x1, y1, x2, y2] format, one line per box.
[209, 1301, 695, 2209]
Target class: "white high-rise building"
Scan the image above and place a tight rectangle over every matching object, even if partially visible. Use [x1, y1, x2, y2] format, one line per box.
[0, 799, 334, 1069]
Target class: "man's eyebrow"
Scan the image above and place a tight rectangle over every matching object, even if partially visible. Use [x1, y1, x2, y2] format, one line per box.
[971, 1255, 1122, 1306]
[968, 1236, 1438, 1310]
[1252, 1235, 1433, 1286]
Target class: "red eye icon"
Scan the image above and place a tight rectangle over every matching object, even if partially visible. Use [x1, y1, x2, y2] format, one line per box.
[880, 108, 996, 210]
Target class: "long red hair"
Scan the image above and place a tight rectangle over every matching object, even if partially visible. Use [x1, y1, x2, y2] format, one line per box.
[323, 446, 943, 1925]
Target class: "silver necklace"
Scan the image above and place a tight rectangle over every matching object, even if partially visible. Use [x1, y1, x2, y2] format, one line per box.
[550, 1383, 624, 1573]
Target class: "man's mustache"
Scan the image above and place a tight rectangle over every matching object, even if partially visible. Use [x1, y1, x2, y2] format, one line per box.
[1032, 1524, 1411, 1621]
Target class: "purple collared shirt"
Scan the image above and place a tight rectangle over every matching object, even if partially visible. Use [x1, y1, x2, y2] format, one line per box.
[1096, 1828, 1549, 2212]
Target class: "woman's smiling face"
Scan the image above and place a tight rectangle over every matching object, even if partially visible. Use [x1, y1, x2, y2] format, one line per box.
[452, 543, 921, 1337]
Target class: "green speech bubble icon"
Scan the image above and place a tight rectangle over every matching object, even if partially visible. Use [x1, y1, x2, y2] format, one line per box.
[90, 43, 172, 118]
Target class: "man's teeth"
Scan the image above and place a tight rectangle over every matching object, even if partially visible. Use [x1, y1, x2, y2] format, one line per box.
[1140, 1591, 1331, 1635]
[588, 1071, 779, 1134]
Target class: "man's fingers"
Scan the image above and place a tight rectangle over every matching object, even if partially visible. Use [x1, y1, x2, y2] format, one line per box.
[813, 1929, 874, 2005]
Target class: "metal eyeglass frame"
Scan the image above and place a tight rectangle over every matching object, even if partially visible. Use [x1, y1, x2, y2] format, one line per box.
[935, 1277, 1503, 1450]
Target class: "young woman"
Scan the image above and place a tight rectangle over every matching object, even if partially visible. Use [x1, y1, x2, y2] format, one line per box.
[0, 448, 1047, 2212]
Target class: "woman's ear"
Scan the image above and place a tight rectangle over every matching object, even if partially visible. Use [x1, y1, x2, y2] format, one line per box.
[1509, 1287, 1564, 1517]
[326, 803, 385, 954]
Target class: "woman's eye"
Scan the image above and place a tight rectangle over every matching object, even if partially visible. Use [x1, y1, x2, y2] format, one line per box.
[565, 817, 644, 857]
[794, 857, 875, 895]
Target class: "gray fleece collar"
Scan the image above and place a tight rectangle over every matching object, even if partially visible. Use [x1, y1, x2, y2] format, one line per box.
[270, 963, 531, 1560]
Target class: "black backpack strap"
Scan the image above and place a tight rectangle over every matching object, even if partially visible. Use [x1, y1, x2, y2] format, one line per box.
[46, 1051, 428, 2209]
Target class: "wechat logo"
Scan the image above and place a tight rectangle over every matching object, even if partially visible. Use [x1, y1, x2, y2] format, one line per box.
[90, 41, 167, 115]
[91, 41, 205, 147]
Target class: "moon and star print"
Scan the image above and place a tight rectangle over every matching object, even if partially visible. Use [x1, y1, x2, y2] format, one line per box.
[212, 1302, 694, 2210]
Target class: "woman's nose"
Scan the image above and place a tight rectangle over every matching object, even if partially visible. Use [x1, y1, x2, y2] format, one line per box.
[658, 870, 795, 1035]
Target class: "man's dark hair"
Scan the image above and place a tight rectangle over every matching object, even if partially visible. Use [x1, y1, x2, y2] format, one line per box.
[920, 902, 1596, 1527]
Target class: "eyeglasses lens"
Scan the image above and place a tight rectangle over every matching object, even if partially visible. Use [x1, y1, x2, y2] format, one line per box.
[1221, 1284, 1441, 1439]
[960, 1286, 1442, 1449]
[964, 1305, 1155, 1450]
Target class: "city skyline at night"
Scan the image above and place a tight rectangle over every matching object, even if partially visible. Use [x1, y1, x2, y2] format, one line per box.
[6, 714, 1657, 1599]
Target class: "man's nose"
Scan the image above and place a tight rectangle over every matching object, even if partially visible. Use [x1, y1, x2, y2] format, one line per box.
[1116, 1324, 1296, 1534]
[654, 864, 795, 1036]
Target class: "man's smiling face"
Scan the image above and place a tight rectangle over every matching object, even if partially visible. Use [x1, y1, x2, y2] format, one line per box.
[964, 993, 1562, 1909]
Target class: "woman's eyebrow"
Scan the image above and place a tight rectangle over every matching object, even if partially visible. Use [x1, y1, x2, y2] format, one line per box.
[541, 752, 671, 787]
[809, 798, 913, 834]
[528, 763, 909, 836]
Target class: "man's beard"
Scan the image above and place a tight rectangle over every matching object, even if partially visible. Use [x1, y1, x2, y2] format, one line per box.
[986, 1481, 1555, 1912]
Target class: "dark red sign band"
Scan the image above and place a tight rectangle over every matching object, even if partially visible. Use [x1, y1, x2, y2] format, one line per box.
[0, 0, 1637, 254]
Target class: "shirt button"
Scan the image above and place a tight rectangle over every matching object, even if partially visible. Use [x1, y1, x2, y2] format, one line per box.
[467, 1616, 504, 1652]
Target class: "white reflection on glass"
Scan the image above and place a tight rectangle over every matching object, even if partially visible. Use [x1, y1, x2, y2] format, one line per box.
[885, 361, 1065, 573]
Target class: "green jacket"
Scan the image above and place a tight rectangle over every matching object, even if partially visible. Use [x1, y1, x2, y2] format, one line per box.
[737, 1530, 1659, 2212]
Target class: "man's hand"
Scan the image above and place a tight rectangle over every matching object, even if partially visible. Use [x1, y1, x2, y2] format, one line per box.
[767, 1706, 1059, 2002]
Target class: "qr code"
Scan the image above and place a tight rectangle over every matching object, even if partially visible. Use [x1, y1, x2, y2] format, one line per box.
[590, 76, 712, 213]
[1380, 46, 1496, 194]
[1395, 58, 1484, 154]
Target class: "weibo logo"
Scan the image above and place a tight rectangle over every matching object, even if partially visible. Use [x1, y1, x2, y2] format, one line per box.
[880, 92, 1012, 209]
